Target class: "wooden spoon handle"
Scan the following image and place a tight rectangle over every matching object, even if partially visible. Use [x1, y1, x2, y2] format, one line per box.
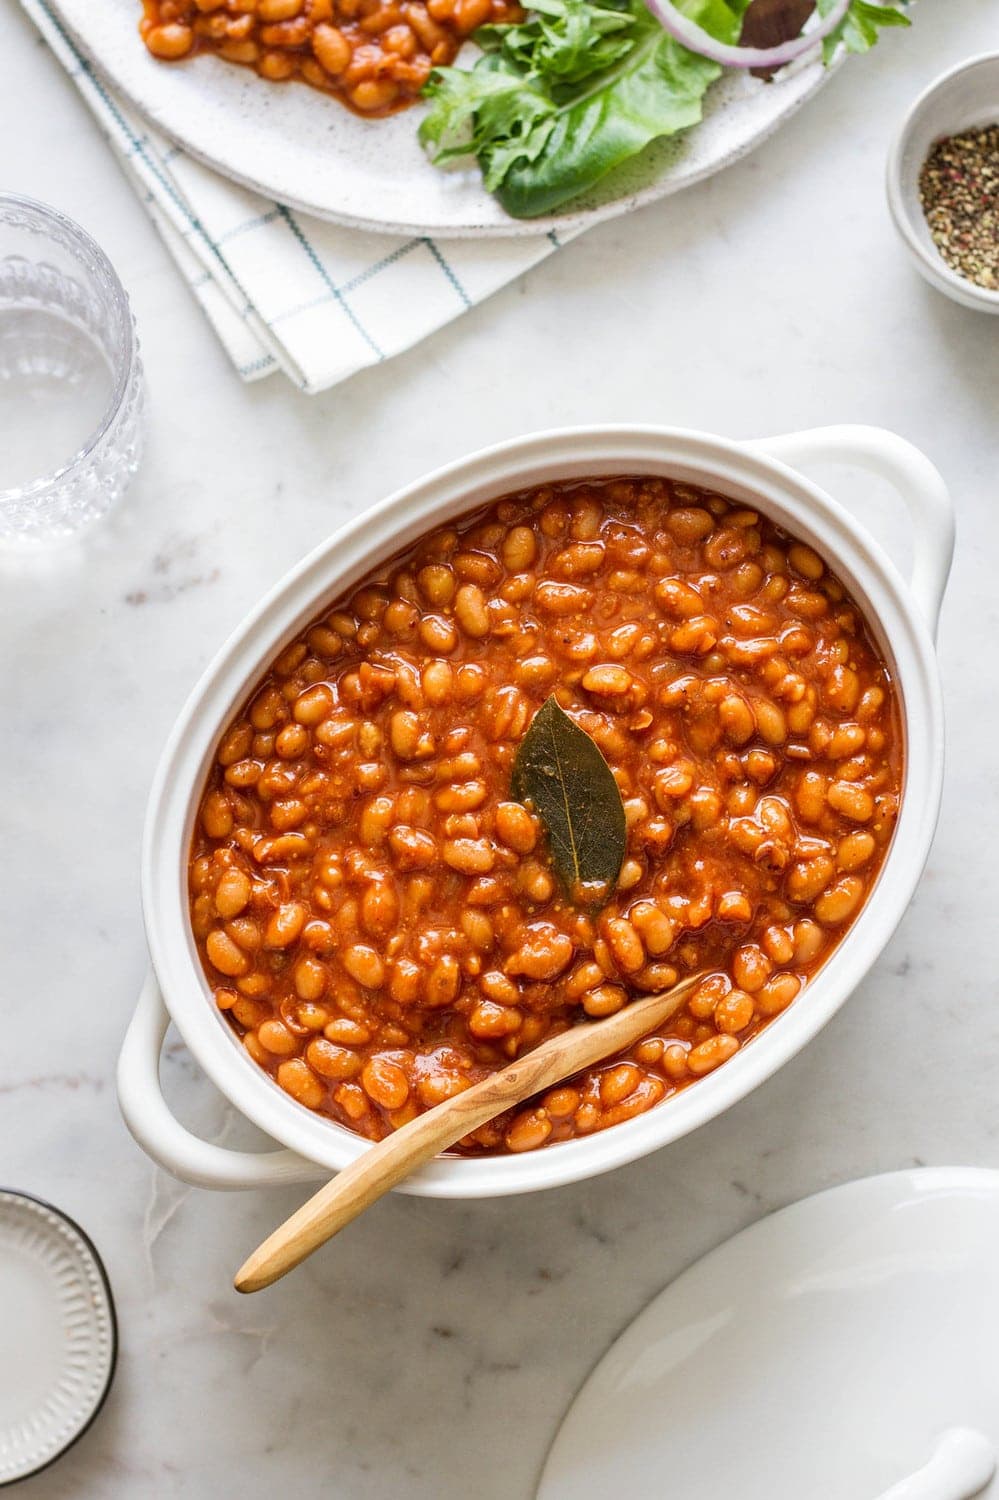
[235, 973, 700, 1293]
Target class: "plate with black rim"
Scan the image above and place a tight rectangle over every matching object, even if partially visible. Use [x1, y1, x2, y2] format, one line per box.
[43, 0, 837, 238]
[0, 1190, 117, 1487]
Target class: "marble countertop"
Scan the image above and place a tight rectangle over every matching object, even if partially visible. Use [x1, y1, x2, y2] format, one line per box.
[3, 2, 997, 1495]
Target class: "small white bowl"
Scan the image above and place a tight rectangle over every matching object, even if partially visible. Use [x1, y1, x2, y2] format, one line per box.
[887, 52, 999, 314]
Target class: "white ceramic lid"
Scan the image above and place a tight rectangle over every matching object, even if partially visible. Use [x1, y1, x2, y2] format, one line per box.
[0, 1191, 116, 1486]
[539, 1168, 999, 1500]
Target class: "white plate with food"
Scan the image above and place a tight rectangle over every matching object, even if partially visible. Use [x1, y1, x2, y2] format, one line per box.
[44, 0, 905, 237]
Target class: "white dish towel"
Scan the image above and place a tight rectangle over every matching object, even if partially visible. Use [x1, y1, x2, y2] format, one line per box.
[21, 0, 576, 393]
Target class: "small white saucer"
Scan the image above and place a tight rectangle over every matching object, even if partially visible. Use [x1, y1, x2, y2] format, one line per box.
[0, 1191, 116, 1486]
[539, 1168, 999, 1500]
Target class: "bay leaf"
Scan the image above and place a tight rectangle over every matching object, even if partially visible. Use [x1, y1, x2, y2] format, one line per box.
[511, 696, 626, 907]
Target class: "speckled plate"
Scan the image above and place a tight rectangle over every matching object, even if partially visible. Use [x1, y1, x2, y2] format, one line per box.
[46, 0, 836, 237]
[0, 1191, 116, 1486]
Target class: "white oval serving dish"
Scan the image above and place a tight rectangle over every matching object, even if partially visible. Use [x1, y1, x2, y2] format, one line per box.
[118, 423, 953, 1197]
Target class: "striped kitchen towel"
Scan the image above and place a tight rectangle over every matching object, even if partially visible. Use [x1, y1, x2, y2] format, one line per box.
[21, 0, 574, 392]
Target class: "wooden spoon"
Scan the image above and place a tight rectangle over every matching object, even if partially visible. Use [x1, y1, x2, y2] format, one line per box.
[235, 971, 701, 1294]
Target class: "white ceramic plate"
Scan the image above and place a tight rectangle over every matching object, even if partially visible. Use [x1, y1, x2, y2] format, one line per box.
[538, 1167, 999, 1500]
[48, 0, 835, 237]
[0, 1191, 116, 1486]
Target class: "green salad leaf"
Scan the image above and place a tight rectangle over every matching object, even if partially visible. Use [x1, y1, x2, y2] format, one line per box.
[420, 0, 909, 218]
[421, 0, 749, 217]
[818, 0, 909, 64]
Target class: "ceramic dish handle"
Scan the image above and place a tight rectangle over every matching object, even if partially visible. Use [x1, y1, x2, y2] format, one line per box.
[873, 1428, 995, 1500]
[751, 425, 954, 639]
[118, 973, 326, 1190]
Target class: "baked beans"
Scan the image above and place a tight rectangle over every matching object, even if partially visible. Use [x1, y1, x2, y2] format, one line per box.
[188, 476, 903, 1152]
[139, 0, 518, 116]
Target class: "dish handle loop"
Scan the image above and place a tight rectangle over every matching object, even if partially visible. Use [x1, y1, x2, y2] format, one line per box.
[751, 425, 954, 640]
[117, 972, 326, 1190]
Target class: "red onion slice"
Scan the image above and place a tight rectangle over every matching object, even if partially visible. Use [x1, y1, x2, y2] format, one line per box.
[643, 0, 851, 69]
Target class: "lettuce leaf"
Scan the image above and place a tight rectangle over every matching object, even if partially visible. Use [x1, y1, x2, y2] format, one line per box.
[421, 0, 748, 215]
[818, 0, 910, 63]
[420, 0, 908, 218]
[489, 17, 727, 216]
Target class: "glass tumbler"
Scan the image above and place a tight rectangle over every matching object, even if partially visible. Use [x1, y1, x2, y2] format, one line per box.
[0, 195, 144, 545]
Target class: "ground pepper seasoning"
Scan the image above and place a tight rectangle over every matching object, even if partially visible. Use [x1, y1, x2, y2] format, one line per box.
[918, 124, 999, 291]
